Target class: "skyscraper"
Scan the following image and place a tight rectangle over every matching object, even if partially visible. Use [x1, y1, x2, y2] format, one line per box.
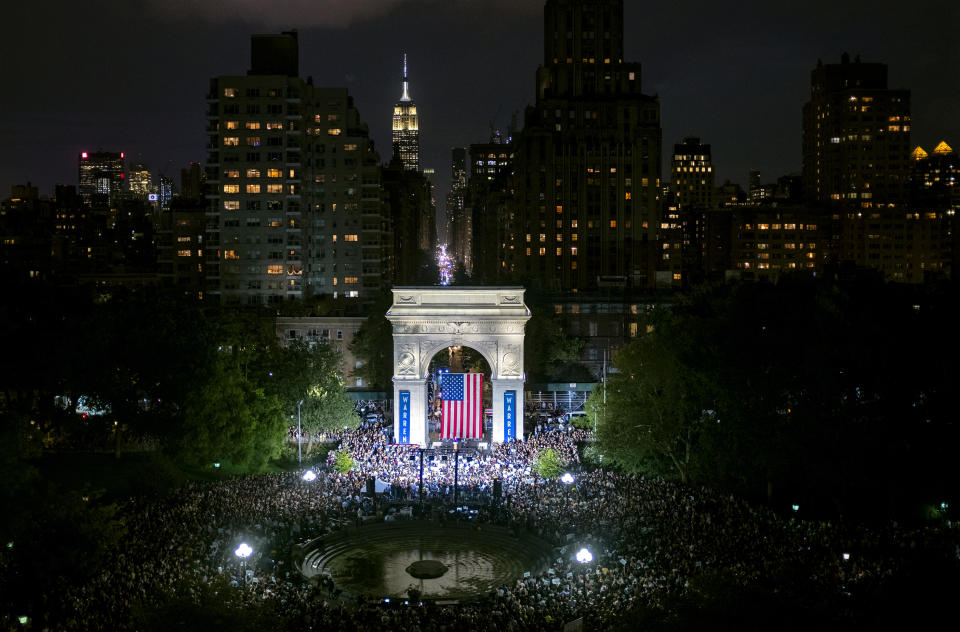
[205, 32, 390, 305]
[392, 54, 420, 171]
[78, 151, 126, 206]
[128, 163, 154, 197]
[502, 0, 662, 291]
[802, 53, 911, 208]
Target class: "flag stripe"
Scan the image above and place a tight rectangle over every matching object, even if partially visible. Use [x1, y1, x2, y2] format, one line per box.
[440, 373, 482, 439]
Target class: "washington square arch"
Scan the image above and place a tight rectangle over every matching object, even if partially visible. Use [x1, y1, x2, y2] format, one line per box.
[387, 287, 531, 447]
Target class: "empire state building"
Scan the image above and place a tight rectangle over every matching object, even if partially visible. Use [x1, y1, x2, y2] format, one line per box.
[392, 54, 420, 171]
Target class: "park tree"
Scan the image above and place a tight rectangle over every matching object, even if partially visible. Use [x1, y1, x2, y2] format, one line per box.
[591, 326, 717, 484]
[532, 447, 565, 479]
[177, 357, 285, 471]
[350, 291, 395, 390]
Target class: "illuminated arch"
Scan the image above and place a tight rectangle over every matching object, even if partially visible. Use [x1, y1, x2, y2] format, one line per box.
[387, 287, 531, 446]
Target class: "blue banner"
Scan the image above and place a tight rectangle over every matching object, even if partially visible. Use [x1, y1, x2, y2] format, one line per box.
[504, 390, 516, 442]
[398, 390, 411, 444]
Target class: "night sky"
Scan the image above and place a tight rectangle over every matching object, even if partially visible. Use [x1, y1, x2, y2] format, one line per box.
[2, 0, 957, 208]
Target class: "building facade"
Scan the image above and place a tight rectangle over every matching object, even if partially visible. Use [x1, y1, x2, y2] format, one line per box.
[205, 32, 390, 305]
[502, 0, 662, 292]
[78, 151, 126, 206]
[802, 54, 911, 208]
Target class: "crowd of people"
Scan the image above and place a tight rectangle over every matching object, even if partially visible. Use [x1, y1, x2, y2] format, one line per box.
[12, 423, 960, 630]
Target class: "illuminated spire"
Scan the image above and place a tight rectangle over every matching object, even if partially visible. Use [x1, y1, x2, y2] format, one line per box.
[400, 53, 411, 102]
[933, 140, 953, 155]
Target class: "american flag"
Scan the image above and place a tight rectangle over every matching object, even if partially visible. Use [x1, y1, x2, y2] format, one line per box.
[440, 373, 483, 439]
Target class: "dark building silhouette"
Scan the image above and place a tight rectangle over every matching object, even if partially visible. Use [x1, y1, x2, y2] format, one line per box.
[802, 53, 911, 208]
[467, 134, 514, 284]
[502, 0, 662, 292]
[382, 154, 433, 285]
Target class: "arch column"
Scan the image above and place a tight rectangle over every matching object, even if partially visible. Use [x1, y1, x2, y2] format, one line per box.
[393, 377, 429, 447]
[491, 378, 525, 443]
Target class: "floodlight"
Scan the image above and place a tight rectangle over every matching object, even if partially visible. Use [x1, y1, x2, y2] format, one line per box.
[791, 504, 800, 512]
[576, 547, 593, 563]
[842, 553, 850, 561]
[301, 470, 317, 482]
[561, 473, 575, 485]
[235, 543, 253, 559]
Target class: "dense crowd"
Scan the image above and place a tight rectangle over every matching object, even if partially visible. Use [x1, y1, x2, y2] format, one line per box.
[9, 424, 960, 630]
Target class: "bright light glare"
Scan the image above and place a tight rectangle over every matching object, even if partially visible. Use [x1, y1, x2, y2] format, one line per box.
[561, 472, 575, 484]
[576, 547, 593, 563]
[302, 470, 317, 482]
[235, 542, 253, 559]
[842, 552, 850, 561]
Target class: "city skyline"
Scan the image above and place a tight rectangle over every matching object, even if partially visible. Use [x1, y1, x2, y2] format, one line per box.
[1, 0, 957, 201]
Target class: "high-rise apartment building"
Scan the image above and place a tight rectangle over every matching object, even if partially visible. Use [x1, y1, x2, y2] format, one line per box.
[392, 54, 420, 171]
[78, 151, 126, 206]
[802, 53, 911, 208]
[671, 137, 714, 210]
[205, 32, 389, 305]
[502, 0, 662, 291]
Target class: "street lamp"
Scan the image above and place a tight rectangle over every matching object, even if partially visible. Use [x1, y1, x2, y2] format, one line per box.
[297, 399, 304, 466]
[235, 542, 253, 585]
[576, 547, 593, 563]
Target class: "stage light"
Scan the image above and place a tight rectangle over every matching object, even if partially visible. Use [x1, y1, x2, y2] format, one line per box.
[576, 547, 593, 563]
[235, 543, 253, 559]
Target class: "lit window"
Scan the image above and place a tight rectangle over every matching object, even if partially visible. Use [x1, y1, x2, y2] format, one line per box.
[328, 128, 342, 136]
[267, 184, 283, 193]
[223, 250, 238, 259]
[225, 121, 240, 130]
[223, 88, 238, 98]
[609, 220, 617, 228]
[266, 122, 283, 130]
[344, 143, 358, 151]
[177, 249, 191, 257]
[246, 184, 261, 193]
[224, 170, 239, 178]
[223, 184, 240, 193]
[538, 247, 546, 256]
[246, 137, 261, 146]
[344, 276, 359, 284]
[223, 137, 239, 146]
[267, 168, 282, 178]
[224, 201, 240, 210]
[267, 265, 283, 275]
[344, 234, 359, 242]
[556, 248, 562, 256]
